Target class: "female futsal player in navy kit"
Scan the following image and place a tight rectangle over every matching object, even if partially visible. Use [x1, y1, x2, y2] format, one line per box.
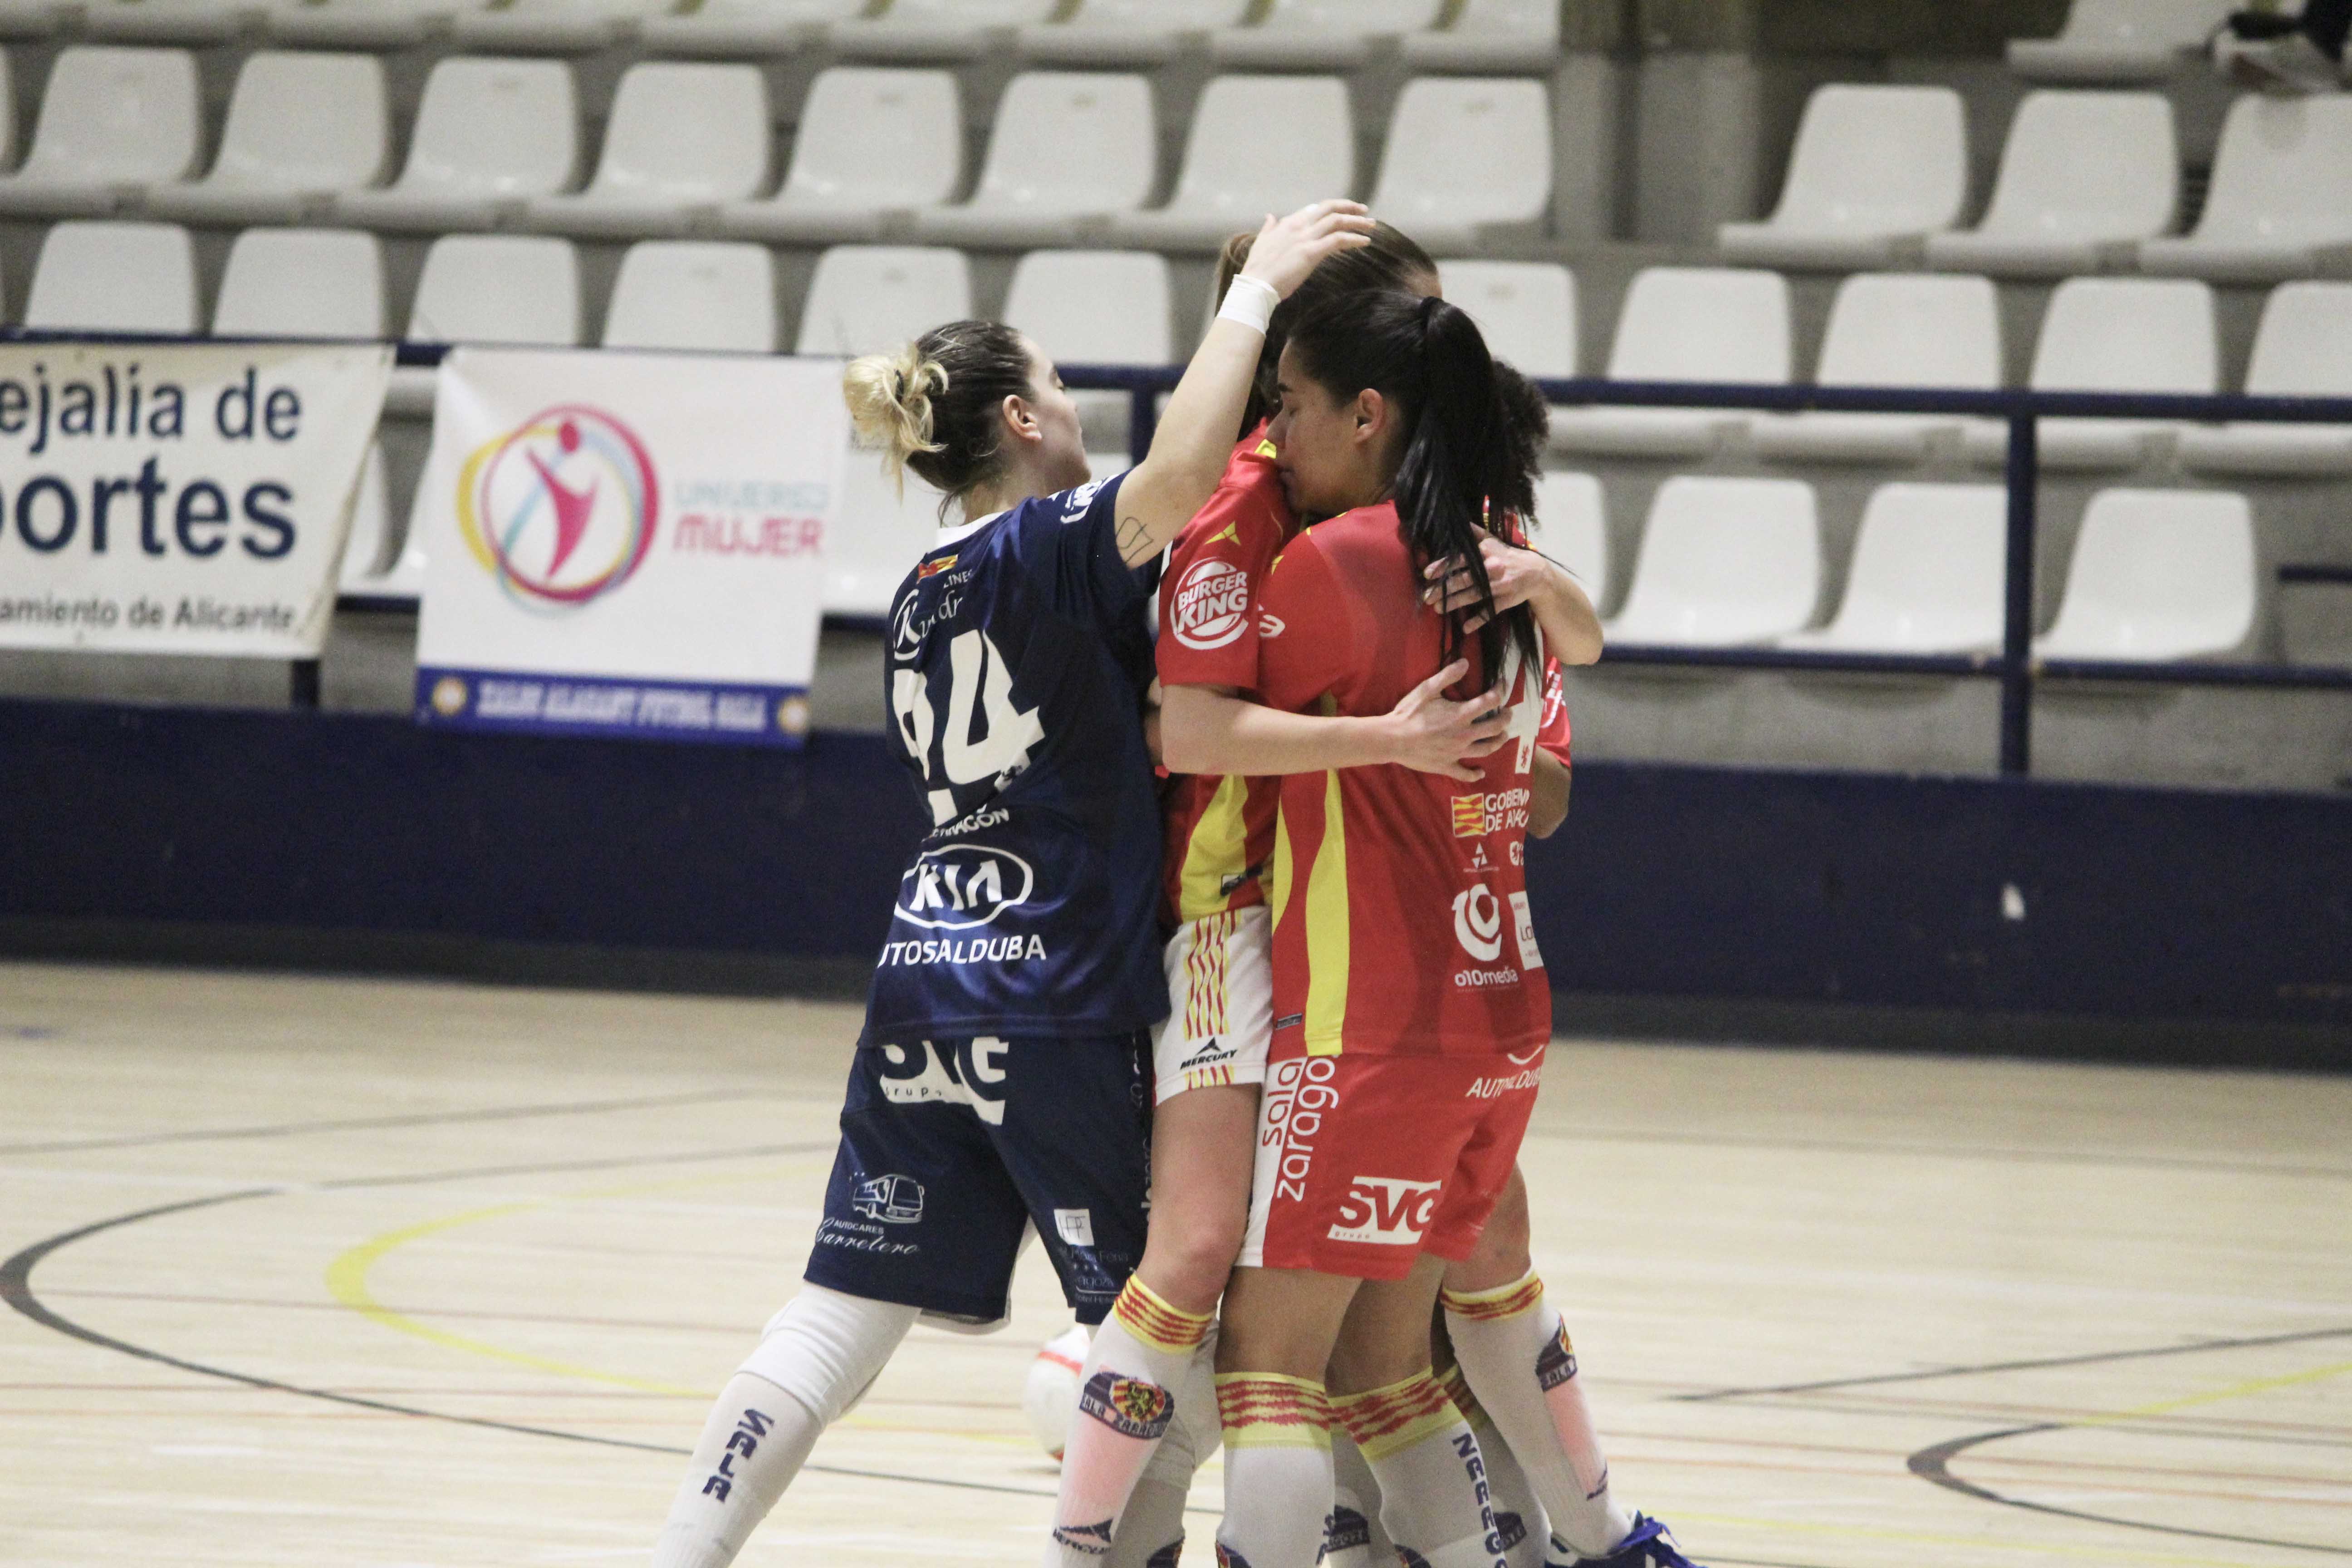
[644, 200, 1386, 1568]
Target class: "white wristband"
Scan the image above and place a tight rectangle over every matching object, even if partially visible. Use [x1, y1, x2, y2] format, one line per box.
[1217, 274, 1280, 335]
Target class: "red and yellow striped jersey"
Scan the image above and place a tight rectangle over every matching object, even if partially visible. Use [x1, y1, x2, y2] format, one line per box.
[1255, 502, 1556, 1058]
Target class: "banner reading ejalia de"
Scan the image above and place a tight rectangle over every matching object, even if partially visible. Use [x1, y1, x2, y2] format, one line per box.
[0, 342, 392, 657]
[412, 347, 846, 748]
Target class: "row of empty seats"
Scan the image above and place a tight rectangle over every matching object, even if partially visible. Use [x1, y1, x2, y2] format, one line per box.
[0, 48, 1549, 250]
[20, 220, 2352, 480]
[1726, 81, 2352, 283]
[0, 0, 1561, 67]
[1575, 476, 2255, 664]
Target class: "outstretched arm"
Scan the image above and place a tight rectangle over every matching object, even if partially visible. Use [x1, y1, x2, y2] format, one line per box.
[1112, 201, 1373, 568]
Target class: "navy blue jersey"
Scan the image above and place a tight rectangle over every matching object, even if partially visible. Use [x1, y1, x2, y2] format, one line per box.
[865, 471, 1167, 1042]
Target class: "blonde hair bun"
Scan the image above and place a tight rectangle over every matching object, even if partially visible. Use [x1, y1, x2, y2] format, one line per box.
[843, 343, 947, 484]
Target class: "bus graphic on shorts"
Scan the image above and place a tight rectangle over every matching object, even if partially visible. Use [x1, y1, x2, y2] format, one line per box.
[853, 1173, 926, 1224]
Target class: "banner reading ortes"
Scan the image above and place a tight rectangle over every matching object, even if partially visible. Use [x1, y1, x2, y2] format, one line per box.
[413, 347, 845, 748]
[0, 342, 391, 657]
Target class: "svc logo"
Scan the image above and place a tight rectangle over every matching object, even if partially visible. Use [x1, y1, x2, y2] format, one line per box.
[897, 845, 1034, 930]
[1171, 557, 1251, 650]
[1453, 884, 1504, 962]
[456, 405, 658, 612]
[876, 1038, 1010, 1125]
[853, 1172, 926, 1224]
[1328, 1176, 1443, 1245]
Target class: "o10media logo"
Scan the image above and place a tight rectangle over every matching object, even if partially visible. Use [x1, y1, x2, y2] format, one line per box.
[456, 405, 658, 611]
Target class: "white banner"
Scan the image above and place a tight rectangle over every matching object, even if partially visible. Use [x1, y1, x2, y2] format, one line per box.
[0, 341, 391, 657]
[412, 347, 846, 748]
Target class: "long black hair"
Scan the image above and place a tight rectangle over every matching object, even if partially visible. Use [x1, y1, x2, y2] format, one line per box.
[1282, 290, 1541, 684]
[1213, 220, 1438, 439]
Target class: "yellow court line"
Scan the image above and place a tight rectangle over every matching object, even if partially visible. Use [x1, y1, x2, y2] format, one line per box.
[323, 1162, 817, 1398]
[1676, 1510, 2285, 1568]
[2099, 1359, 2352, 1424]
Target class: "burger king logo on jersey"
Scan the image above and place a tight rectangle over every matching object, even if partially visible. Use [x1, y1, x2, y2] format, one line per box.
[1171, 557, 1251, 650]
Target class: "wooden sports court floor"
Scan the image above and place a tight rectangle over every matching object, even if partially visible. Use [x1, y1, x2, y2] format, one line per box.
[1, 959, 2346, 1568]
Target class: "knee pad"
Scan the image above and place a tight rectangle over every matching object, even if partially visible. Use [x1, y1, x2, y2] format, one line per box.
[737, 1284, 918, 1428]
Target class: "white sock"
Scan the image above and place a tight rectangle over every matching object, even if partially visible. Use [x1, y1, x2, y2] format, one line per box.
[1443, 1274, 1635, 1560]
[1047, 1279, 1215, 1563]
[1103, 1333, 1219, 1568]
[1332, 1372, 1507, 1568]
[650, 1285, 917, 1568]
[1442, 1363, 1549, 1568]
[1215, 1372, 1334, 1568]
[1326, 1430, 1400, 1568]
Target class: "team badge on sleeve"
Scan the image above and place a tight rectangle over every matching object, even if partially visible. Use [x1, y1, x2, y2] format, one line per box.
[1171, 557, 1252, 650]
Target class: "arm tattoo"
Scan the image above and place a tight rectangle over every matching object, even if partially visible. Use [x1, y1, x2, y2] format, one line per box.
[1116, 511, 1155, 565]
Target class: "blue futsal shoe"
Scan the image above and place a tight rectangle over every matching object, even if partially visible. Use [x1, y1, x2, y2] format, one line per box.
[1553, 1515, 1705, 1568]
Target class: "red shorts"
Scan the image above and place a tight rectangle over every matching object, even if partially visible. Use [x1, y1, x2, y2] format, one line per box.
[1235, 1042, 1544, 1281]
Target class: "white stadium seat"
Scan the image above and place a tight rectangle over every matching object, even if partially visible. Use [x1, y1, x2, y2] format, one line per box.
[451, 0, 659, 50]
[2138, 94, 2352, 283]
[720, 68, 960, 245]
[795, 245, 972, 357]
[1782, 484, 2007, 654]
[408, 233, 582, 344]
[1209, 0, 1442, 69]
[337, 441, 410, 596]
[830, 0, 1061, 61]
[81, 0, 251, 42]
[528, 62, 768, 238]
[1551, 267, 1790, 459]
[1534, 470, 1608, 608]
[146, 51, 390, 227]
[24, 220, 197, 333]
[2036, 489, 2256, 662]
[912, 72, 1155, 248]
[797, 246, 973, 618]
[1002, 250, 1171, 366]
[1438, 260, 1576, 378]
[0, 45, 201, 218]
[601, 241, 777, 353]
[1720, 85, 1967, 270]
[1018, 0, 1252, 65]
[335, 57, 577, 233]
[636, 0, 862, 55]
[1403, 0, 1562, 71]
[0, 1, 60, 36]
[1368, 77, 1551, 252]
[1604, 476, 1820, 646]
[1110, 74, 1352, 252]
[1924, 91, 2178, 279]
[265, 0, 456, 47]
[2180, 282, 2352, 476]
[2007, 0, 2232, 84]
[211, 227, 385, 338]
[1964, 277, 2217, 470]
[1751, 272, 2001, 465]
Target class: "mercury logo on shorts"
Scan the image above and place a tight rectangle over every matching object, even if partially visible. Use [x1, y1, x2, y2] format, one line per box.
[1328, 1176, 1443, 1245]
[1453, 885, 1505, 962]
[1171, 557, 1252, 650]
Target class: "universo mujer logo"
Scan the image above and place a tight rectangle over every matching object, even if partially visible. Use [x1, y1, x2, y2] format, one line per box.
[456, 406, 658, 611]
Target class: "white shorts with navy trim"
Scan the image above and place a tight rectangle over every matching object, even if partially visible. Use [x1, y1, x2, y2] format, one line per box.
[1152, 905, 1273, 1105]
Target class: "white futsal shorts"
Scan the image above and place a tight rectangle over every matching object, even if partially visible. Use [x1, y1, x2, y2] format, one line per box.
[1152, 905, 1274, 1105]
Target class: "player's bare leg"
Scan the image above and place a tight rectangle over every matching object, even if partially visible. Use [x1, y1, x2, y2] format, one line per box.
[1045, 1082, 1257, 1565]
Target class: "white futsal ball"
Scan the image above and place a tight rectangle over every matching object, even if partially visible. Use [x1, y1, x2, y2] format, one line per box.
[1024, 1324, 1091, 1461]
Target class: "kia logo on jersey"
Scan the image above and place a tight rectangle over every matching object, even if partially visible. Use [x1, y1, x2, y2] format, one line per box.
[1328, 1176, 1443, 1245]
[897, 845, 1035, 930]
[1171, 557, 1252, 650]
[1453, 884, 1505, 962]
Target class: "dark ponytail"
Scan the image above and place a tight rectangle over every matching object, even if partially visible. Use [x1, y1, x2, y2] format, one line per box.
[1283, 291, 1541, 685]
[1213, 220, 1438, 440]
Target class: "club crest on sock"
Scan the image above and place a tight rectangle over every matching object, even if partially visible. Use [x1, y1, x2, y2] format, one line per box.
[1536, 1325, 1579, 1391]
[1080, 1370, 1175, 1440]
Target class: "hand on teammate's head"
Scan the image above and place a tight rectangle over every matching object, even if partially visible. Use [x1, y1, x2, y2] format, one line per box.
[1236, 200, 1379, 300]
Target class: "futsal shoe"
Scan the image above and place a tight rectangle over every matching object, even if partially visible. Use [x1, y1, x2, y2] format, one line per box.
[1555, 1515, 1705, 1568]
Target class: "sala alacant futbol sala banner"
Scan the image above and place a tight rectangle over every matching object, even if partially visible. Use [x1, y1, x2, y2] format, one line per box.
[412, 346, 846, 749]
[0, 342, 392, 658]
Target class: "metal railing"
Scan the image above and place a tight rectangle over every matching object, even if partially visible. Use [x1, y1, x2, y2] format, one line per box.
[1055, 362, 2352, 777]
